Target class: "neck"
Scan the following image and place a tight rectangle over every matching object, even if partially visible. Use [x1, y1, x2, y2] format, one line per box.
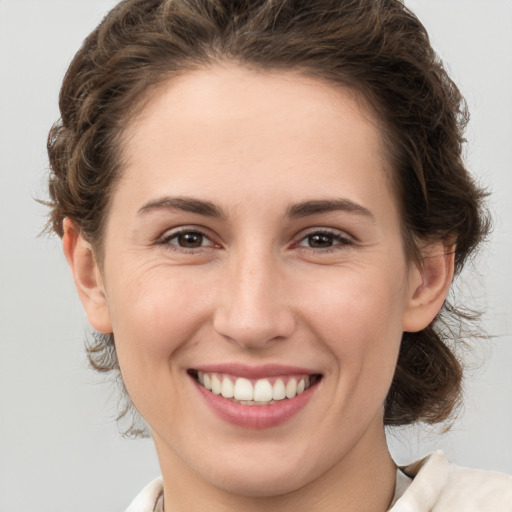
[155, 417, 396, 512]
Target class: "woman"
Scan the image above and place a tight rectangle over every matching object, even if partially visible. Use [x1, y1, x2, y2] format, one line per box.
[46, 0, 512, 510]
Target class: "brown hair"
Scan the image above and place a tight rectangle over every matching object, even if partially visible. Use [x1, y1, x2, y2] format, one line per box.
[47, 0, 489, 434]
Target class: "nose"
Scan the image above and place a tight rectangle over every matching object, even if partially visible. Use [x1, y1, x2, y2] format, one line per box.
[213, 251, 296, 349]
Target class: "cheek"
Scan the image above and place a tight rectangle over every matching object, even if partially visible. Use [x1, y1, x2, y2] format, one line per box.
[304, 261, 407, 337]
[104, 268, 210, 399]
[303, 265, 406, 387]
[108, 265, 204, 342]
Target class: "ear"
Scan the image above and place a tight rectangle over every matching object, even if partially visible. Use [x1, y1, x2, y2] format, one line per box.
[62, 218, 113, 334]
[402, 243, 455, 332]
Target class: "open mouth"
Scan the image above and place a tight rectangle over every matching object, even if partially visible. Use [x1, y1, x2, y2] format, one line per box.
[188, 369, 322, 406]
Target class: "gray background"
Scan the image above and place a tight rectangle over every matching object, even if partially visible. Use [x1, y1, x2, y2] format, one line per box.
[0, 1, 511, 510]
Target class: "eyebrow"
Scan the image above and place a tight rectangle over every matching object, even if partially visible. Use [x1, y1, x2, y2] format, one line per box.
[137, 196, 374, 221]
[286, 199, 375, 221]
[138, 196, 225, 218]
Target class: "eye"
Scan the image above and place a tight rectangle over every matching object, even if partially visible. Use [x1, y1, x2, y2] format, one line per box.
[159, 228, 216, 250]
[296, 229, 353, 250]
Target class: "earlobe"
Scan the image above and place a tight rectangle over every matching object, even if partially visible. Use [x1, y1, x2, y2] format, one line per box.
[62, 218, 113, 334]
[402, 243, 455, 333]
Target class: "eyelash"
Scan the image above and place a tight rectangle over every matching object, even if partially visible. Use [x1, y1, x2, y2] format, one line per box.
[294, 229, 354, 252]
[157, 227, 354, 253]
[157, 227, 217, 252]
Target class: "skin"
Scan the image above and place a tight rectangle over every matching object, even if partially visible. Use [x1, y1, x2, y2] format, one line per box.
[64, 64, 454, 512]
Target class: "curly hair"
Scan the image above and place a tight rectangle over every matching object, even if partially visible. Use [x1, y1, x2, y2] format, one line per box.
[47, 0, 489, 435]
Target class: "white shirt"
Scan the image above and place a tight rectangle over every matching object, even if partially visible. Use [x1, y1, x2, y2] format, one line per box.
[126, 451, 512, 511]
[391, 451, 512, 511]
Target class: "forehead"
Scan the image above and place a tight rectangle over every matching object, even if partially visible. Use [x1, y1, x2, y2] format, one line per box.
[125, 64, 383, 150]
[118, 64, 394, 215]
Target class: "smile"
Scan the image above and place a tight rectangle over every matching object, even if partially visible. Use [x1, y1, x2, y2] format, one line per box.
[188, 365, 322, 428]
[192, 371, 320, 405]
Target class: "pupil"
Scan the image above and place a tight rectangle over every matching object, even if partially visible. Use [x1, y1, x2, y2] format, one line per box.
[309, 234, 332, 248]
[179, 232, 203, 248]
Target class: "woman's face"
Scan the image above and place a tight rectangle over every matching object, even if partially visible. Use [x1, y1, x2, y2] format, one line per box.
[75, 65, 436, 497]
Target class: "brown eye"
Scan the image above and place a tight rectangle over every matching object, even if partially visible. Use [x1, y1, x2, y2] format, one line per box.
[161, 229, 214, 250]
[176, 231, 205, 248]
[297, 229, 353, 250]
[307, 233, 334, 248]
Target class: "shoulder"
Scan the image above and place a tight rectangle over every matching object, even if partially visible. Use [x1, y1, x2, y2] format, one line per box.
[125, 477, 164, 512]
[392, 451, 512, 512]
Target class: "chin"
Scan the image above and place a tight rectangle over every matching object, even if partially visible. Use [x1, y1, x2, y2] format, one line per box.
[209, 463, 314, 498]
[189, 440, 332, 498]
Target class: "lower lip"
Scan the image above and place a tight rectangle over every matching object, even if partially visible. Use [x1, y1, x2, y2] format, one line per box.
[193, 378, 318, 429]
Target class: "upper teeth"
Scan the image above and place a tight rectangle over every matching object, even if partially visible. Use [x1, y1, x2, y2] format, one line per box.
[196, 372, 312, 403]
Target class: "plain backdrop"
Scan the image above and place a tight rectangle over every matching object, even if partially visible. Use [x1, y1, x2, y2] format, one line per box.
[0, 1, 511, 511]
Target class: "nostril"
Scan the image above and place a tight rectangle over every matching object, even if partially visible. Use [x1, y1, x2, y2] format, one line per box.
[213, 308, 296, 349]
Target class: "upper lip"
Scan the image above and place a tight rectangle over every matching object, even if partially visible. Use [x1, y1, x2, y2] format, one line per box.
[190, 363, 320, 379]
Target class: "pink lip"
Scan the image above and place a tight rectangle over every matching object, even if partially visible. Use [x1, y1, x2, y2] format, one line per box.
[190, 369, 320, 429]
[192, 363, 318, 379]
